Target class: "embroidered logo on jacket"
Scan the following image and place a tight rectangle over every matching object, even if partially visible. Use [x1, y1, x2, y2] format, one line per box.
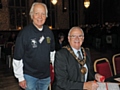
[46, 37, 51, 43]
[31, 39, 37, 48]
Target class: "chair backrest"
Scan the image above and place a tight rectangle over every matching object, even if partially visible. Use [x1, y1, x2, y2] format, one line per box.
[94, 58, 113, 79]
[5, 42, 14, 48]
[11, 44, 15, 56]
[112, 53, 120, 75]
[50, 64, 54, 84]
[49, 64, 54, 90]
[5, 42, 14, 55]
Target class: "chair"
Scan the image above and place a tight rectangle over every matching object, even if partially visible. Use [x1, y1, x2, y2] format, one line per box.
[48, 84, 51, 90]
[94, 58, 113, 79]
[9, 44, 15, 68]
[11, 44, 15, 57]
[48, 64, 54, 90]
[5, 42, 14, 68]
[112, 53, 120, 75]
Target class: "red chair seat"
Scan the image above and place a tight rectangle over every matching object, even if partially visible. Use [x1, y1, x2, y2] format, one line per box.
[96, 62, 112, 78]
[114, 57, 120, 74]
[50, 64, 54, 84]
[94, 58, 113, 79]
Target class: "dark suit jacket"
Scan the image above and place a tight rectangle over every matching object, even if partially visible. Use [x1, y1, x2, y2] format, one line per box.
[52, 46, 95, 90]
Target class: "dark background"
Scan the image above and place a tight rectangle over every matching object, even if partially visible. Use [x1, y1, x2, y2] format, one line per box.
[85, 0, 120, 24]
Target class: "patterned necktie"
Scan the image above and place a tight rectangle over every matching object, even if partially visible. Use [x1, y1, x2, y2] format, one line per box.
[77, 51, 82, 60]
[77, 51, 85, 82]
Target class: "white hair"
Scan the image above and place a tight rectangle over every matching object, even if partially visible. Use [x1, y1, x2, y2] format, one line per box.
[68, 26, 84, 36]
[29, 2, 48, 19]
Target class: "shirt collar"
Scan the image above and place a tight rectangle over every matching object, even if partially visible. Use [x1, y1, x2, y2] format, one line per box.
[72, 47, 82, 56]
[33, 22, 43, 31]
[38, 26, 43, 31]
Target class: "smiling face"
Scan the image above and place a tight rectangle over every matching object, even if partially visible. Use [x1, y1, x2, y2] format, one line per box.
[68, 27, 84, 50]
[31, 4, 47, 28]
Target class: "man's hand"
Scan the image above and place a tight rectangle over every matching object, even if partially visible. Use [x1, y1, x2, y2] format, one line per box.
[83, 81, 99, 90]
[19, 80, 27, 89]
[95, 73, 105, 82]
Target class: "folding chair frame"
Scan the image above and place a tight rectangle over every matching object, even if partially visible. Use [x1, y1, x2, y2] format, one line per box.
[112, 53, 120, 75]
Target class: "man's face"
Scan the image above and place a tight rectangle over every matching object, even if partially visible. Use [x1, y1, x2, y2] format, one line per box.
[68, 28, 84, 50]
[32, 4, 47, 28]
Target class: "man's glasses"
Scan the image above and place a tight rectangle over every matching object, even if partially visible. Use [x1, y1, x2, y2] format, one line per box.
[69, 35, 84, 38]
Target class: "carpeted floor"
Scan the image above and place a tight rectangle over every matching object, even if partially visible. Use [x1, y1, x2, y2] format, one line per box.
[0, 63, 21, 90]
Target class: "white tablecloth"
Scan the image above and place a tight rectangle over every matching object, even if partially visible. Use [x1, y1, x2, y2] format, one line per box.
[97, 82, 120, 90]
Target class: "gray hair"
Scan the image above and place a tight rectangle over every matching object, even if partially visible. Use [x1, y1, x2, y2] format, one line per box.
[29, 2, 48, 19]
[68, 26, 84, 36]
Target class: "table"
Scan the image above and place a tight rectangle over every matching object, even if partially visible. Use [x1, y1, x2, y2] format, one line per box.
[105, 74, 120, 85]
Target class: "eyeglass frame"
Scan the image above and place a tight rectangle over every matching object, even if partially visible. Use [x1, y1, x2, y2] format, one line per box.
[69, 35, 84, 38]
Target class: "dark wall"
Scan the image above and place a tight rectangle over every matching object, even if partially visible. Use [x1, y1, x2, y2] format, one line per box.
[85, 0, 120, 24]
